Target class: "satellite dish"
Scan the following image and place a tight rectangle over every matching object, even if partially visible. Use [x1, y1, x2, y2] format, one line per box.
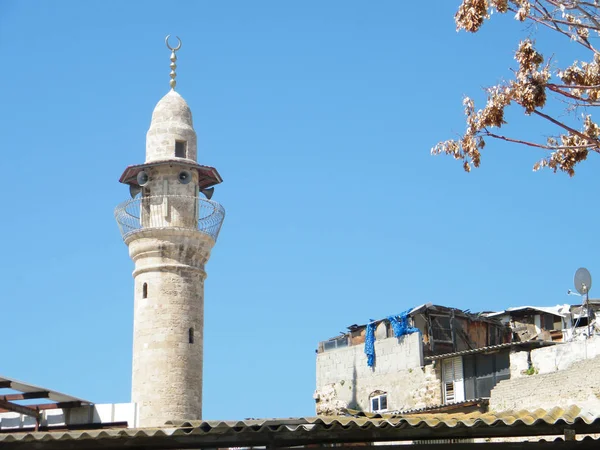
[178, 170, 192, 184]
[129, 184, 142, 198]
[200, 187, 214, 200]
[137, 171, 149, 186]
[574, 267, 592, 295]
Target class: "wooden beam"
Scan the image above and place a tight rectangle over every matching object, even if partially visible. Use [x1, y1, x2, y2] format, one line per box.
[0, 381, 12, 389]
[0, 399, 40, 419]
[0, 391, 50, 401]
[0, 421, 128, 434]
[43, 401, 82, 410]
[0, 400, 82, 414]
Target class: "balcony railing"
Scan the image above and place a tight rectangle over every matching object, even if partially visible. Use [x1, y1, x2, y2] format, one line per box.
[114, 195, 225, 242]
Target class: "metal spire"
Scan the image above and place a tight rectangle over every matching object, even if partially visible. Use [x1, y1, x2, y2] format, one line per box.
[165, 35, 182, 90]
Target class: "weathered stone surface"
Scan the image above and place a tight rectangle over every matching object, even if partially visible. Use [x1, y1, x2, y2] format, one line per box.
[124, 88, 217, 427]
[146, 90, 197, 162]
[508, 350, 529, 379]
[531, 335, 600, 374]
[129, 229, 213, 427]
[491, 337, 600, 413]
[315, 333, 442, 414]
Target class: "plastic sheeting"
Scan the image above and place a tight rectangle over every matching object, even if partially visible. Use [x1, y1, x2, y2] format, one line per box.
[364, 322, 376, 367]
[364, 309, 419, 367]
[388, 309, 419, 338]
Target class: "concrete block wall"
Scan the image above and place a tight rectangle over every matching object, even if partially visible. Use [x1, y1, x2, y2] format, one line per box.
[490, 354, 600, 413]
[531, 336, 600, 375]
[507, 336, 600, 381]
[492, 336, 600, 414]
[315, 333, 442, 414]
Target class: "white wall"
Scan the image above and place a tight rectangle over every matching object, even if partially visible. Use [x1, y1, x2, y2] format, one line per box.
[0, 403, 137, 430]
[508, 335, 600, 379]
[531, 335, 600, 374]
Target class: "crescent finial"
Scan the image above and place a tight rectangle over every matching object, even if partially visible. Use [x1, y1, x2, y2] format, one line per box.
[165, 35, 182, 90]
[165, 35, 182, 52]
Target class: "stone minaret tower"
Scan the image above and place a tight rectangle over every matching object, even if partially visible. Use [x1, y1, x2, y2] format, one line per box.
[115, 36, 225, 427]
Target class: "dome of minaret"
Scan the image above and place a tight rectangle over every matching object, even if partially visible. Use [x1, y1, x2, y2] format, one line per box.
[146, 90, 198, 163]
[150, 90, 193, 127]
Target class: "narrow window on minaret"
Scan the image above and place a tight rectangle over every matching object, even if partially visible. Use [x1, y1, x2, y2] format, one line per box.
[188, 327, 194, 344]
[142, 283, 148, 299]
[175, 140, 187, 158]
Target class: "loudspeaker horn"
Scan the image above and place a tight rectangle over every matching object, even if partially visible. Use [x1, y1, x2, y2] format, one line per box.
[129, 184, 142, 198]
[137, 171, 149, 186]
[178, 170, 192, 184]
[200, 187, 214, 200]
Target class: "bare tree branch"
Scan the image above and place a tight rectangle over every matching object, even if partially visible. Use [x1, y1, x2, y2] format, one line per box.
[435, 0, 600, 175]
[484, 130, 596, 150]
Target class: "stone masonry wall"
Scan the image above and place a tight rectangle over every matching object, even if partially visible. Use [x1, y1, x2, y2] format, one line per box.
[491, 337, 600, 413]
[315, 332, 442, 414]
[128, 228, 214, 427]
[146, 90, 197, 163]
[490, 354, 600, 413]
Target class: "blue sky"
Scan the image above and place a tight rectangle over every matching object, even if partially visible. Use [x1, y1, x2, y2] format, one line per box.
[1, 1, 598, 420]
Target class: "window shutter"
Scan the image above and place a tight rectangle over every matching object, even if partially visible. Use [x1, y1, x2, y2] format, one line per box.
[442, 359, 455, 402]
[452, 356, 463, 380]
[442, 359, 454, 382]
[452, 356, 465, 402]
[442, 357, 465, 403]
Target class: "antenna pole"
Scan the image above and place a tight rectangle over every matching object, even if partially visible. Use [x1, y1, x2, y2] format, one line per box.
[587, 291, 591, 340]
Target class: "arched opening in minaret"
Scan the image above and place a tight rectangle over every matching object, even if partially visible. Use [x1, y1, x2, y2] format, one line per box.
[142, 283, 148, 299]
[188, 327, 194, 344]
[175, 140, 187, 158]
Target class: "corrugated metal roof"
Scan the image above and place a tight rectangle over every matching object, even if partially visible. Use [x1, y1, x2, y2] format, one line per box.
[0, 407, 598, 449]
[423, 341, 557, 361]
[385, 398, 489, 415]
[348, 405, 597, 424]
[342, 304, 501, 336]
[485, 305, 571, 318]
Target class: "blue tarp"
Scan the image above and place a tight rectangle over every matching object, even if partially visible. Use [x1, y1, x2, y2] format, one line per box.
[364, 309, 419, 367]
[364, 322, 376, 367]
[388, 309, 420, 338]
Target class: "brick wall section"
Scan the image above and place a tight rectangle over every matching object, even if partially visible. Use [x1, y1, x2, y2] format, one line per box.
[491, 353, 600, 413]
[315, 332, 442, 414]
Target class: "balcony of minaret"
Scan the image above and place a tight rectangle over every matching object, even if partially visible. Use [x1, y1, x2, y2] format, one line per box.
[116, 161, 224, 242]
[114, 194, 225, 242]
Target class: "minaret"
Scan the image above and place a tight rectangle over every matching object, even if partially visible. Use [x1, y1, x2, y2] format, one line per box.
[115, 36, 225, 427]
